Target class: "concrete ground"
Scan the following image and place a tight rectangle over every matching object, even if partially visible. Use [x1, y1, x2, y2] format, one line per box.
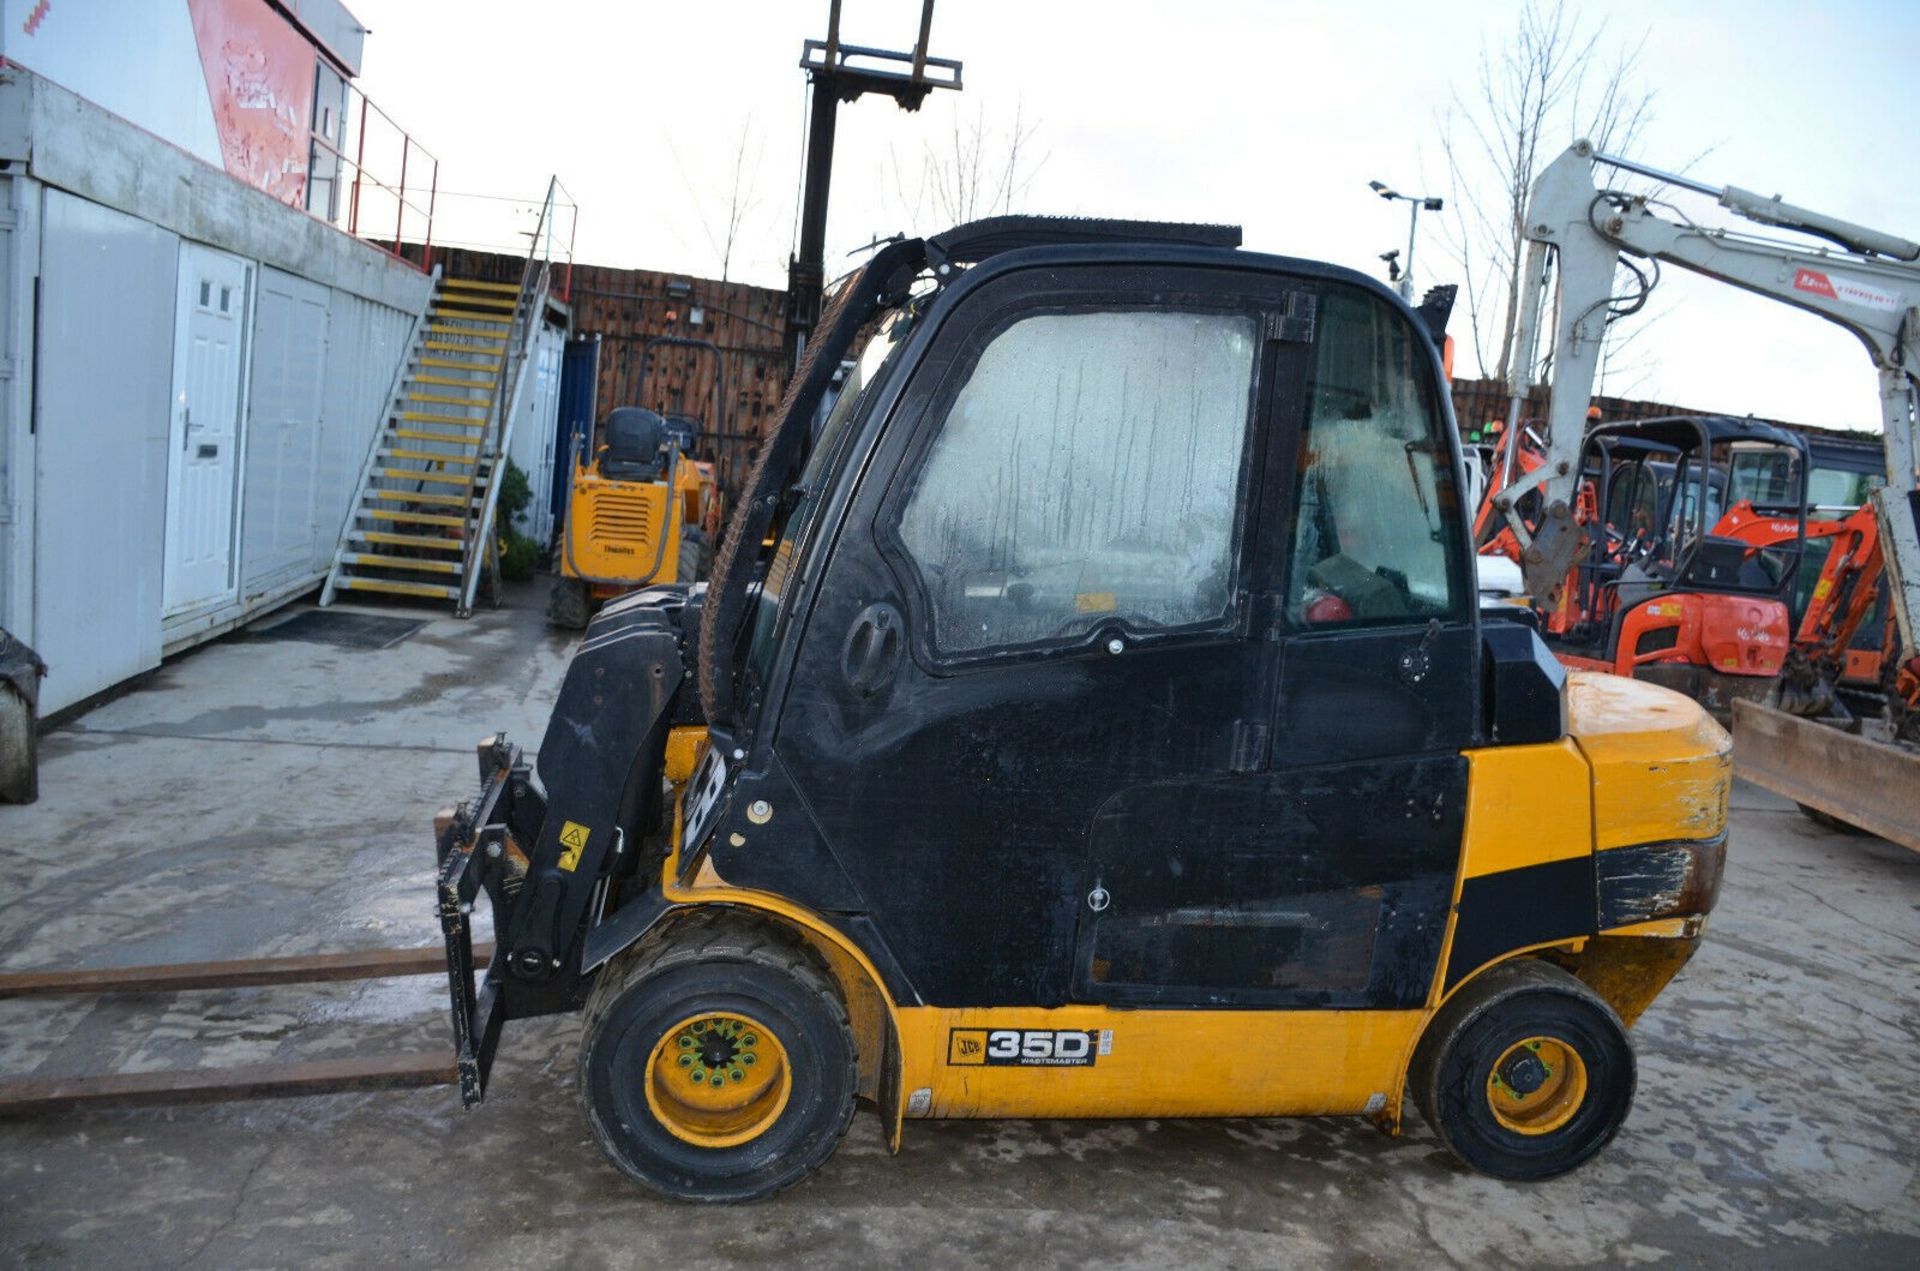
[1, 583, 1916, 1269]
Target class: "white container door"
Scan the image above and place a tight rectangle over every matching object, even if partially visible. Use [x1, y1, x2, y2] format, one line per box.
[165, 243, 253, 615]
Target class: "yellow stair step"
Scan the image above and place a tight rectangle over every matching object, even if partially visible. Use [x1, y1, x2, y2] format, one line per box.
[414, 372, 498, 388]
[435, 291, 517, 310]
[405, 390, 490, 407]
[342, 552, 462, 575]
[418, 355, 502, 371]
[378, 467, 473, 484]
[424, 338, 507, 354]
[359, 530, 465, 552]
[366, 488, 475, 508]
[430, 308, 513, 326]
[368, 508, 466, 528]
[382, 447, 478, 463]
[392, 428, 482, 446]
[335, 577, 462, 599]
[399, 410, 486, 427]
[440, 278, 521, 294]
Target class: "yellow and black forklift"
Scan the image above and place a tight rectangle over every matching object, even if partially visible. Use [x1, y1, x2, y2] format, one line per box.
[435, 214, 1731, 1201]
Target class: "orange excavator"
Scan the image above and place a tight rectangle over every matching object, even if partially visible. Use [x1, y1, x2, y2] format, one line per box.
[1477, 409, 1807, 721]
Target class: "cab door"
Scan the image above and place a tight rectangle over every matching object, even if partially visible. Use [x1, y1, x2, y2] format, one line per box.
[1072, 283, 1480, 1010]
[767, 264, 1297, 1007]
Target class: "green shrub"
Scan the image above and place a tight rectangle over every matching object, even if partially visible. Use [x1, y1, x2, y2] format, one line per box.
[496, 459, 540, 581]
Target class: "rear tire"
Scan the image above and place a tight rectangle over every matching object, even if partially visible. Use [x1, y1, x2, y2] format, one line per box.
[548, 577, 590, 630]
[1411, 959, 1635, 1181]
[578, 913, 856, 1202]
[677, 526, 710, 583]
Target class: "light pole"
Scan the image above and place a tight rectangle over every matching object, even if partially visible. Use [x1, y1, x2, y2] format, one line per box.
[1369, 180, 1443, 301]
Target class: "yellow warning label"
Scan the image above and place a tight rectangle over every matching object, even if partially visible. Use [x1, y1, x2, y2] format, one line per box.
[557, 821, 591, 871]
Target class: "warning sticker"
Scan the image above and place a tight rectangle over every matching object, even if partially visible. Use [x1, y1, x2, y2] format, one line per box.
[557, 821, 591, 872]
[1792, 267, 1903, 313]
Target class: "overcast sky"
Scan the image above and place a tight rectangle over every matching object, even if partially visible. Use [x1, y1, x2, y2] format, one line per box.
[348, 0, 1920, 429]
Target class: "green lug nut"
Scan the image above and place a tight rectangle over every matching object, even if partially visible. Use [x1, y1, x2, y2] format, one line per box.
[690, 1067, 706, 1083]
[730, 1069, 744, 1082]
[691, 1021, 706, 1033]
[742, 1034, 757, 1047]
[678, 1035, 693, 1048]
[678, 1054, 692, 1068]
[742, 1053, 756, 1066]
[709, 1075, 724, 1088]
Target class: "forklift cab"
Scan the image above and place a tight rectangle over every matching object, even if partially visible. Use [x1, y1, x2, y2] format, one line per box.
[441, 219, 1730, 1201]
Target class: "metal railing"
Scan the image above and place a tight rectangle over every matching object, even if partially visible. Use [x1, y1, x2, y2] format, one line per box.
[457, 177, 574, 613]
[421, 188, 580, 304]
[308, 80, 439, 273]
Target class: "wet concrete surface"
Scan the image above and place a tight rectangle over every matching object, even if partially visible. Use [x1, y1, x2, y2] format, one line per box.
[1, 583, 1916, 1268]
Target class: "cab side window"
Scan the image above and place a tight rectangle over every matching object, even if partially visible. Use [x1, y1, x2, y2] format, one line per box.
[1285, 288, 1463, 626]
[895, 308, 1259, 657]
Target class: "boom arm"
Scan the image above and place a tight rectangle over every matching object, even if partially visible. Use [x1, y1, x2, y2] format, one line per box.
[1493, 140, 1920, 656]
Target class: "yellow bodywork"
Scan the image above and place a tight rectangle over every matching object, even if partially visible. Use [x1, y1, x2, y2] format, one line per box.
[1566, 672, 1733, 848]
[560, 451, 714, 590]
[646, 673, 1728, 1144]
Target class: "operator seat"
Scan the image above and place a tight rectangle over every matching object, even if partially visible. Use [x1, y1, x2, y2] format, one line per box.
[600, 407, 668, 482]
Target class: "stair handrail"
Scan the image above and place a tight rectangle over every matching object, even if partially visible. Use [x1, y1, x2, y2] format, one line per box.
[457, 331, 538, 614]
[457, 176, 570, 612]
[318, 264, 441, 607]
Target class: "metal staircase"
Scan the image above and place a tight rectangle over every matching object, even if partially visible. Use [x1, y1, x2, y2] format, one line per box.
[321, 177, 570, 614]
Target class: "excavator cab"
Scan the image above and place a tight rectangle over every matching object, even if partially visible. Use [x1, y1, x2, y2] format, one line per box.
[436, 218, 1731, 1202]
[1545, 416, 1807, 719]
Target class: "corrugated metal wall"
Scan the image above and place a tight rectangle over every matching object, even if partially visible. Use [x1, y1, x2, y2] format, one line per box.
[506, 321, 567, 546]
[314, 288, 414, 574]
[242, 267, 332, 595]
[35, 189, 179, 713]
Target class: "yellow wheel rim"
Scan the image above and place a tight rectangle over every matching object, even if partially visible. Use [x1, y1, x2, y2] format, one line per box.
[644, 1011, 793, 1149]
[1485, 1035, 1588, 1136]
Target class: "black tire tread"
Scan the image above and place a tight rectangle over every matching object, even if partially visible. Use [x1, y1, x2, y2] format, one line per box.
[1411, 957, 1632, 1179]
[548, 577, 590, 630]
[577, 908, 857, 1202]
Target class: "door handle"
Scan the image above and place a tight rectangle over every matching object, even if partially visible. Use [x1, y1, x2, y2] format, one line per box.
[1397, 618, 1444, 685]
[842, 602, 903, 696]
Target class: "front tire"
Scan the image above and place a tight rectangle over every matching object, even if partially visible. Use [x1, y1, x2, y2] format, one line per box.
[578, 914, 857, 1202]
[1411, 959, 1635, 1181]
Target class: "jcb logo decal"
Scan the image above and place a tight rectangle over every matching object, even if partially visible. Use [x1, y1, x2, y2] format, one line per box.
[947, 1029, 1100, 1067]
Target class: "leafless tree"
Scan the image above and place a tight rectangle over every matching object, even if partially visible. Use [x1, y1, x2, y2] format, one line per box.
[1431, 1, 1666, 385]
[883, 101, 1047, 235]
[679, 118, 764, 282]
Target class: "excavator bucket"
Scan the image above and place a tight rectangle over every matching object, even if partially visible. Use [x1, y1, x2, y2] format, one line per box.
[1731, 700, 1920, 852]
